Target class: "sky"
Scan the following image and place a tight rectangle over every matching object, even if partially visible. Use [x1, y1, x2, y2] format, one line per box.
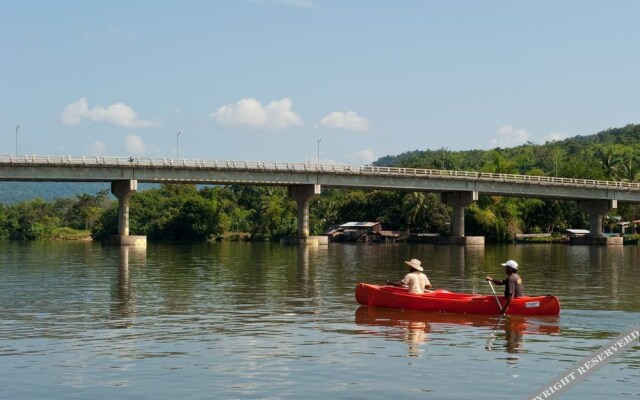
[2, 0, 639, 165]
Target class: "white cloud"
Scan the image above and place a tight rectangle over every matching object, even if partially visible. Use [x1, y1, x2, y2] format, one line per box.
[346, 148, 376, 165]
[61, 98, 158, 128]
[60, 98, 90, 125]
[489, 124, 530, 148]
[320, 111, 370, 132]
[89, 140, 107, 155]
[544, 132, 569, 143]
[211, 97, 302, 130]
[125, 135, 146, 154]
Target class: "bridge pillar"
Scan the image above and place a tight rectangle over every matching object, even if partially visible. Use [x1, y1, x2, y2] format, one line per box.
[108, 180, 146, 246]
[442, 191, 478, 237]
[577, 200, 621, 244]
[282, 184, 328, 245]
[440, 191, 484, 245]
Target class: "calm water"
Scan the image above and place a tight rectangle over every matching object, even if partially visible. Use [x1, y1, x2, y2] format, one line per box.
[0, 241, 638, 400]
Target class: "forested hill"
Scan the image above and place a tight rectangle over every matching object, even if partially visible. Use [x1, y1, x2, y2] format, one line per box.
[374, 124, 640, 181]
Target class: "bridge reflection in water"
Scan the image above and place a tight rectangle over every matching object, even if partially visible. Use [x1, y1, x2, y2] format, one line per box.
[110, 246, 147, 327]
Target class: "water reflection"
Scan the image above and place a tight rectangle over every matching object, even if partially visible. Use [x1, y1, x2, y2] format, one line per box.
[354, 306, 560, 358]
[297, 245, 310, 286]
[354, 306, 431, 357]
[446, 245, 485, 278]
[295, 244, 329, 301]
[435, 245, 485, 294]
[110, 246, 146, 327]
[484, 316, 526, 353]
[0, 242, 638, 399]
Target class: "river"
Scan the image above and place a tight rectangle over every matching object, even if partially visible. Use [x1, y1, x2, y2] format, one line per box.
[0, 241, 638, 399]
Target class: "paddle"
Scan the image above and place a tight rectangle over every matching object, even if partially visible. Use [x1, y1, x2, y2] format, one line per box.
[485, 314, 505, 351]
[485, 280, 505, 350]
[487, 280, 504, 315]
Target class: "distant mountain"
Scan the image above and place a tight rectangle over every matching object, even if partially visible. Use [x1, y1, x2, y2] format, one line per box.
[0, 182, 160, 205]
[0, 182, 112, 204]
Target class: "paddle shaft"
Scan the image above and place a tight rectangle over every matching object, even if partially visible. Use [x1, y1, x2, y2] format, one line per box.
[485, 313, 505, 351]
[487, 280, 504, 314]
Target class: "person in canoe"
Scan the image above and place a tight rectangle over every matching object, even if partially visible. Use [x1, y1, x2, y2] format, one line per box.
[385, 258, 432, 294]
[485, 260, 524, 314]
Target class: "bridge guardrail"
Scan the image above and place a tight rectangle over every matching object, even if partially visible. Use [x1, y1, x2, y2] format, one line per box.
[1, 154, 639, 191]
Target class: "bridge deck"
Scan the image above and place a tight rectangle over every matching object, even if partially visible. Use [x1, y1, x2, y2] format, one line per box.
[1, 155, 639, 202]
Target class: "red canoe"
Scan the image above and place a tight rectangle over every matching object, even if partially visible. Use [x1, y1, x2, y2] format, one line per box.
[355, 283, 560, 316]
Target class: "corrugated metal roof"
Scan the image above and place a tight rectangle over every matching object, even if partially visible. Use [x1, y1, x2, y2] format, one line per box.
[566, 229, 590, 234]
[340, 222, 380, 228]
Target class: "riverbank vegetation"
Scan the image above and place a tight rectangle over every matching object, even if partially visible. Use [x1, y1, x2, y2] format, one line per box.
[1, 124, 639, 242]
[0, 193, 108, 240]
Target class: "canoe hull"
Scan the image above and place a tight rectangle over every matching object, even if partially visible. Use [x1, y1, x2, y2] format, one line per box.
[355, 283, 560, 316]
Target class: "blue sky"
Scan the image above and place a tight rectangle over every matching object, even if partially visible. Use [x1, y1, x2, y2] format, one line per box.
[2, 0, 639, 165]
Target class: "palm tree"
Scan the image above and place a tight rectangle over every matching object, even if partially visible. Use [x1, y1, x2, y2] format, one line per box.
[313, 197, 339, 231]
[598, 148, 622, 181]
[618, 154, 640, 182]
[403, 192, 430, 231]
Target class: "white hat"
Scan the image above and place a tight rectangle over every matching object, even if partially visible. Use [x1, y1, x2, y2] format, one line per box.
[404, 258, 424, 271]
[501, 260, 518, 270]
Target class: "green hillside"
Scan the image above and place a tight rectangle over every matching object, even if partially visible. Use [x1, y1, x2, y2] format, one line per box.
[374, 124, 640, 181]
[0, 182, 112, 205]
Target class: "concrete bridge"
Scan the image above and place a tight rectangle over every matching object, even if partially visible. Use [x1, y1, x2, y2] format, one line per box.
[2, 155, 640, 245]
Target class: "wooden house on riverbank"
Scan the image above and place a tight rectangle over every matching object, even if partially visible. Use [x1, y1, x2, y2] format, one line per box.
[325, 222, 404, 243]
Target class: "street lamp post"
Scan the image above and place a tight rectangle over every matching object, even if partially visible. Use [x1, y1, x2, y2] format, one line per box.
[316, 138, 322, 185]
[15, 124, 19, 157]
[176, 130, 181, 159]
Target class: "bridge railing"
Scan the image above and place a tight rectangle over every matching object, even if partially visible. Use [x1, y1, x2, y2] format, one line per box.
[359, 166, 640, 189]
[1, 155, 639, 190]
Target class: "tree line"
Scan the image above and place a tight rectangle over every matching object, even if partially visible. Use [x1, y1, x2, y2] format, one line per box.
[1, 124, 639, 242]
[0, 191, 110, 240]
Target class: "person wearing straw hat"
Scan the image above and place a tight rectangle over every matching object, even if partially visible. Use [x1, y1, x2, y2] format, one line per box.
[386, 258, 432, 294]
[485, 260, 524, 315]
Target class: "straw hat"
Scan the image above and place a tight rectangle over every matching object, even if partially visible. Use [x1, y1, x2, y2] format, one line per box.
[404, 258, 424, 271]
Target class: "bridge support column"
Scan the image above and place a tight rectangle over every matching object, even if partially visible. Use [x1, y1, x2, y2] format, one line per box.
[281, 184, 328, 246]
[576, 200, 621, 244]
[108, 180, 146, 246]
[439, 191, 484, 245]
